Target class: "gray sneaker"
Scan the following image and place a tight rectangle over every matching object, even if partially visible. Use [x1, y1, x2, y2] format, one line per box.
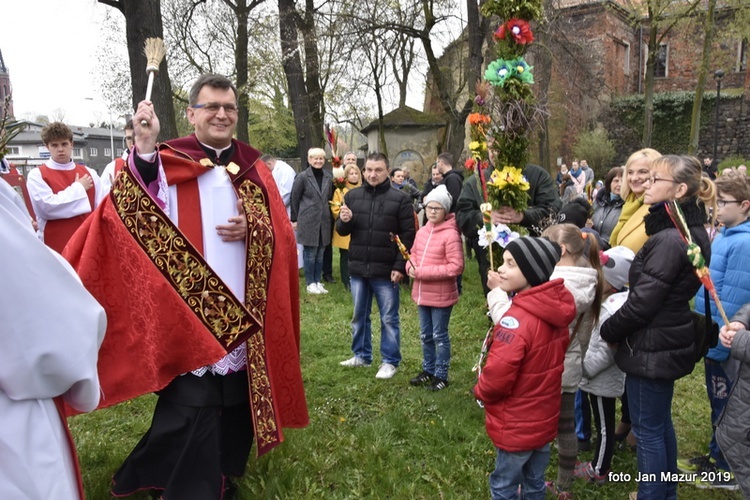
[340, 356, 371, 367]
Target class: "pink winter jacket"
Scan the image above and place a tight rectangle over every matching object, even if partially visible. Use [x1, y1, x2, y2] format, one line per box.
[406, 214, 464, 307]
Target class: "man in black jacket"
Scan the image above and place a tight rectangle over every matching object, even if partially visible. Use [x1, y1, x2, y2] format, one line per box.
[436, 152, 463, 213]
[456, 163, 561, 294]
[336, 152, 416, 380]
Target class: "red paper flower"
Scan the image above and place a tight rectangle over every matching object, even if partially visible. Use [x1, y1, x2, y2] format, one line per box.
[464, 158, 476, 171]
[494, 19, 534, 45]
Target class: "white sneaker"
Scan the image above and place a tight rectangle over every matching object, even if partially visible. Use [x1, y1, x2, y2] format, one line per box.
[340, 356, 371, 367]
[316, 282, 329, 294]
[375, 363, 398, 379]
[306, 283, 321, 294]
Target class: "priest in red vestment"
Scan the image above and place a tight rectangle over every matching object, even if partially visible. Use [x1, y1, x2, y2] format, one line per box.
[64, 74, 307, 500]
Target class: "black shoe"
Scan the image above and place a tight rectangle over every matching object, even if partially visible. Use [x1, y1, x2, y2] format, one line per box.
[578, 439, 592, 452]
[223, 478, 239, 500]
[323, 275, 336, 283]
[409, 370, 434, 386]
[427, 377, 449, 391]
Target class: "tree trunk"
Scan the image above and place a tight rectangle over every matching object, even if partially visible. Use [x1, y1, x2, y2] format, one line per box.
[534, 2, 555, 171]
[101, 0, 179, 141]
[233, 0, 250, 144]
[302, 0, 324, 148]
[688, 0, 716, 155]
[420, 0, 487, 160]
[642, 15, 658, 148]
[278, 0, 314, 158]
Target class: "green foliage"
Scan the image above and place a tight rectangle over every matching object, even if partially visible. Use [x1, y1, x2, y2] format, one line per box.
[492, 132, 530, 170]
[481, 0, 543, 23]
[247, 96, 299, 157]
[172, 93, 193, 139]
[573, 127, 617, 180]
[718, 155, 749, 171]
[605, 90, 745, 160]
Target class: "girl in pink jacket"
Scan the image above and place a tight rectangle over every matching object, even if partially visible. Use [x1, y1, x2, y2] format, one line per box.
[406, 185, 464, 390]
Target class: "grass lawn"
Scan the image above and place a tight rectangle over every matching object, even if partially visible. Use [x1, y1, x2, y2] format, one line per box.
[70, 255, 742, 499]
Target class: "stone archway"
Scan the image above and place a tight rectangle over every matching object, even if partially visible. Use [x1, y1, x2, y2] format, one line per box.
[393, 150, 425, 184]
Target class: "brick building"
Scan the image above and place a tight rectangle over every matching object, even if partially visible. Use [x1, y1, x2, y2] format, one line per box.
[424, 0, 750, 165]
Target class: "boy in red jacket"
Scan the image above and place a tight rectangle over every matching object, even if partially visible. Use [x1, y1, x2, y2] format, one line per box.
[474, 236, 577, 500]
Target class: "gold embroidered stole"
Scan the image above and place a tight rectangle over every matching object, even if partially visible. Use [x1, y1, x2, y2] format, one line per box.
[112, 165, 282, 453]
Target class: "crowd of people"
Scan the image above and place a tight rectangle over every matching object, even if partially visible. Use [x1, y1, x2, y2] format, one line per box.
[3, 73, 750, 500]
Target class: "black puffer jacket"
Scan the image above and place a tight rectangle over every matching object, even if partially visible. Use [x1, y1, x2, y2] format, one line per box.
[337, 179, 416, 278]
[600, 200, 710, 380]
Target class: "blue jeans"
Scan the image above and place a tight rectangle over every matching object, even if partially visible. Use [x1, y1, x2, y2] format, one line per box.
[350, 276, 401, 366]
[417, 305, 452, 380]
[489, 444, 550, 500]
[627, 375, 677, 500]
[575, 389, 591, 441]
[705, 359, 732, 471]
[302, 245, 325, 285]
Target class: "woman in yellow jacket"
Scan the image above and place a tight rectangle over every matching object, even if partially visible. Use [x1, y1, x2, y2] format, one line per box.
[609, 148, 662, 253]
[331, 164, 362, 290]
[607, 147, 661, 448]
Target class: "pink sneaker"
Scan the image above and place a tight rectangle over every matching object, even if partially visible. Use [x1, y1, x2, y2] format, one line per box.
[573, 461, 608, 485]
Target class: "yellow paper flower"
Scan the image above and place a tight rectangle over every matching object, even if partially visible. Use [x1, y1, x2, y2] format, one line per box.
[469, 140, 486, 153]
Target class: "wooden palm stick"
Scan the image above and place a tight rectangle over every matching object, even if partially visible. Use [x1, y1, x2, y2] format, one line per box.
[140, 38, 166, 126]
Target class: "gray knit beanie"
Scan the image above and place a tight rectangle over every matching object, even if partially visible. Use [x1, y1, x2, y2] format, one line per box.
[601, 246, 635, 291]
[423, 184, 452, 213]
[504, 236, 562, 287]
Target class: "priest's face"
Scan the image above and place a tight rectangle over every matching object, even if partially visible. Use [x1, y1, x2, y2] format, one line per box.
[187, 86, 238, 149]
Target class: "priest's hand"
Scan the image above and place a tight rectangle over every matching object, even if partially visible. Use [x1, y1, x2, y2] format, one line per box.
[217, 199, 247, 242]
[133, 100, 160, 154]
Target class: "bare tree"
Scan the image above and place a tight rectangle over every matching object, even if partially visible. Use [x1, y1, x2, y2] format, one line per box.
[620, 0, 702, 147]
[98, 0, 179, 141]
[279, 0, 317, 158]
[687, 0, 717, 155]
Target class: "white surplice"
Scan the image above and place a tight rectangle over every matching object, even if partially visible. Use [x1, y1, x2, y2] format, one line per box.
[0, 178, 106, 499]
[26, 159, 104, 241]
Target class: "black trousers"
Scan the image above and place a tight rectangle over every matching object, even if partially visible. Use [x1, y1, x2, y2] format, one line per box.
[112, 371, 254, 500]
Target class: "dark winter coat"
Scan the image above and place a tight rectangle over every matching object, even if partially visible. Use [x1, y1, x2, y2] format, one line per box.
[336, 178, 416, 278]
[456, 164, 561, 239]
[716, 303, 750, 498]
[600, 200, 711, 381]
[591, 190, 625, 248]
[290, 166, 333, 247]
[474, 279, 576, 452]
[440, 169, 464, 213]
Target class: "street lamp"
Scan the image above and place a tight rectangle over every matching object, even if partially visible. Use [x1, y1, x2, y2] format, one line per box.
[85, 97, 115, 161]
[712, 69, 724, 162]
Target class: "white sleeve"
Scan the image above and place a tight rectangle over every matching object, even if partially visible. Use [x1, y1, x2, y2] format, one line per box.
[87, 167, 105, 206]
[0, 187, 106, 412]
[277, 167, 296, 208]
[487, 287, 512, 324]
[27, 168, 95, 220]
[100, 161, 116, 196]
